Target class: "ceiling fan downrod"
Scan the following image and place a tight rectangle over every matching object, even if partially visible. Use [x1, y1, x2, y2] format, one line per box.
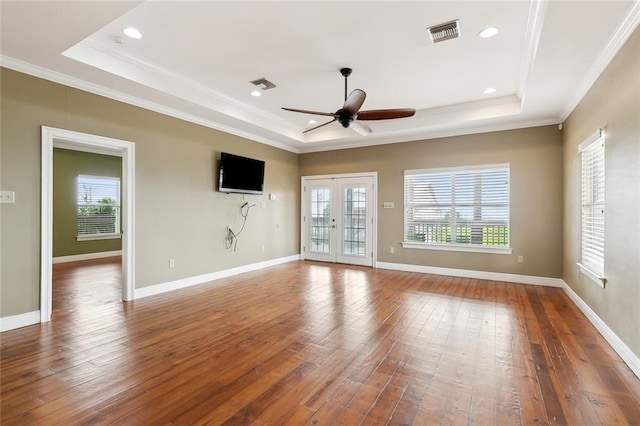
[340, 67, 352, 101]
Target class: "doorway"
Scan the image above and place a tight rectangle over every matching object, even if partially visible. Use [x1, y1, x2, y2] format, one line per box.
[41, 126, 136, 323]
[301, 173, 377, 267]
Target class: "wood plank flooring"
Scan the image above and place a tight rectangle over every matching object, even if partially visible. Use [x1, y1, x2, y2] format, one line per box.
[1, 257, 639, 425]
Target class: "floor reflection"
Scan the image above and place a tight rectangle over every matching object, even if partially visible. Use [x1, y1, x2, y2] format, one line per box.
[51, 257, 136, 378]
[302, 264, 520, 392]
[302, 264, 376, 352]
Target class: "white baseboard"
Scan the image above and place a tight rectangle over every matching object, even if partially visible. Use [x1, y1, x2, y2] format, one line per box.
[1, 310, 41, 332]
[53, 250, 122, 264]
[562, 281, 640, 379]
[376, 261, 564, 287]
[135, 254, 301, 299]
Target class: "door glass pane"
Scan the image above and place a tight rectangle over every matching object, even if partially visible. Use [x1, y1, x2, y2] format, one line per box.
[310, 188, 331, 253]
[343, 186, 366, 255]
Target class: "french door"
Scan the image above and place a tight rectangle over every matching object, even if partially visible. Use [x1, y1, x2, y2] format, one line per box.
[302, 174, 376, 267]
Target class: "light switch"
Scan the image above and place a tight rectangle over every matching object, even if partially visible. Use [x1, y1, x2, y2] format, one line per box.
[269, 193, 277, 200]
[383, 202, 394, 209]
[0, 191, 15, 204]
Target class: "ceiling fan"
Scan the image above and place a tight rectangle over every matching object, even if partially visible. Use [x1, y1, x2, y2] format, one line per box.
[282, 68, 416, 136]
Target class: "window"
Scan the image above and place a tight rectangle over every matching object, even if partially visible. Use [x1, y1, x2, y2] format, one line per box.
[76, 175, 121, 240]
[578, 129, 606, 286]
[310, 188, 331, 253]
[343, 186, 367, 256]
[404, 164, 510, 253]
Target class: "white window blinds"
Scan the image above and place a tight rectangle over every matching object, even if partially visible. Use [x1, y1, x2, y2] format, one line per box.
[404, 164, 510, 248]
[579, 130, 605, 277]
[77, 175, 121, 237]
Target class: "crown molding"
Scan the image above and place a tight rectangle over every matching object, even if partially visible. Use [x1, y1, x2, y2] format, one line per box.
[517, 0, 549, 103]
[298, 117, 560, 154]
[3, 54, 552, 155]
[1, 54, 560, 155]
[560, 1, 640, 121]
[63, 39, 298, 136]
[0, 55, 301, 154]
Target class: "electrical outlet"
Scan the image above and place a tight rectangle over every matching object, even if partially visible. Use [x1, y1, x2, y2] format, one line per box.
[261, 245, 265, 252]
[517, 255, 524, 264]
[261, 201, 266, 208]
[390, 247, 394, 254]
[169, 259, 175, 268]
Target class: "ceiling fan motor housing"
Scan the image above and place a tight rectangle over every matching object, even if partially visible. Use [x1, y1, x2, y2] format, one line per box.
[336, 109, 355, 128]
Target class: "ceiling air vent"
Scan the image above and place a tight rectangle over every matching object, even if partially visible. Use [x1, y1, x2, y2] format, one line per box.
[250, 78, 276, 90]
[427, 19, 460, 44]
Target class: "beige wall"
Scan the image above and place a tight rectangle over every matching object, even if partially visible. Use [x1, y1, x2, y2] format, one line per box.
[0, 68, 300, 317]
[563, 27, 640, 356]
[300, 125, 564, 277]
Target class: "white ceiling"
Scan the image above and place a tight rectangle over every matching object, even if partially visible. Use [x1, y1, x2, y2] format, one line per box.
[1, 1, 639, 153]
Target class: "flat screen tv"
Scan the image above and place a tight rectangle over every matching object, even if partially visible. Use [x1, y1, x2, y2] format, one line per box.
[218, 152, 265, 195]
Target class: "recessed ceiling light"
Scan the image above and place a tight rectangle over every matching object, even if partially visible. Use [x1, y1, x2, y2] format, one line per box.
[250, 90, 261, 97]
[309, 120, 317, 124]
[122, 27, 142, 39]
[479, 27, 499, 38]
[484, 87, 497, 94]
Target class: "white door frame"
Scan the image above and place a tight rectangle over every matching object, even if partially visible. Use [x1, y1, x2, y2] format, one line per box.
[301, 172, 377, 266]
[40, 126, 136, 323]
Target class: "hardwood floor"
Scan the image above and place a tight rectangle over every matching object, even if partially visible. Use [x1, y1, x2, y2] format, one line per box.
[1, 258, 639, 425]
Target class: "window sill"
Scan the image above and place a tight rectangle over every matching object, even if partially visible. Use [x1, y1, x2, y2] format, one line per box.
[577, 263, 606, 288]
[77, 234, 122, 242]
[401, 242, 513, 255]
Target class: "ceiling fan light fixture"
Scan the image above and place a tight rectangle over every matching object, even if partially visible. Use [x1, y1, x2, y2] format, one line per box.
[427, 19, 460, 44]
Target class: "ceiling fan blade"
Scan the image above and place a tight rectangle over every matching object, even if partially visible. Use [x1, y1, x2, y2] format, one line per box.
[357, 108, 416, 120]
[303, 118, 337, 133]
[342, 89, 367, 115]
[281, 107, 334, 117]
[351, 120, 372, 136]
